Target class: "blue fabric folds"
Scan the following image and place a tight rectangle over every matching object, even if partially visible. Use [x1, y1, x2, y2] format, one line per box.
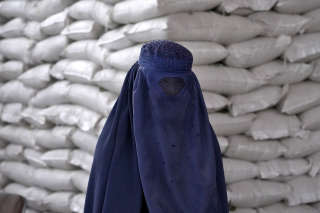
[84, 40, 229, 213]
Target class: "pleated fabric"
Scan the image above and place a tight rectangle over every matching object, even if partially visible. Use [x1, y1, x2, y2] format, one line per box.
[84, 39, 229, 213]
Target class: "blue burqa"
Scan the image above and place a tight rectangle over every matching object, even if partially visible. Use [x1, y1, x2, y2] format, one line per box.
[84, 40, 229, 213]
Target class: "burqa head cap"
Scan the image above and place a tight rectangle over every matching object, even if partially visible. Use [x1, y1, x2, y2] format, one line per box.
[84, 39, 229, 213]
[138, 39, 193, 73]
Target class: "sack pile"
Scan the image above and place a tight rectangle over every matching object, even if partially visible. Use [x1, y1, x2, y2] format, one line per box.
[0, 0, 320, 212]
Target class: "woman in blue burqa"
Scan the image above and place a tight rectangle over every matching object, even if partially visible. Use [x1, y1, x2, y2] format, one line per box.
[84, 39, 229, 213]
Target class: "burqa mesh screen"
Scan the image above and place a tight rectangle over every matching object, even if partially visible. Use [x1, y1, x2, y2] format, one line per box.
[83, 39, 229, 213]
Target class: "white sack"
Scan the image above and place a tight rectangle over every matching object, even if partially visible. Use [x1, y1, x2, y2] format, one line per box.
[178, 41, 228, 65]
[286, 176, 320, 206]
[225, 35, 292, 68]
[62, 40, 110, 67]
[310, 59, 320, 82]
[23, 148, 47, 168]
[31, 35, 68, 64]
[228, 180, 291, 208]
[49, 59, 71, 79]
[43, 192, 74, 213]
[69, 149, 93, 172]
[61, 20, 104, 40]
[307, 152, 320, 177]
[0, 60, 24, 81]
[24, 209, 40, 213]
[4, 182, 27, 196]
[223, 158, 259, 183]
[251, 60, 314, 85]
[0, 80, 36, 104]
[218, 0, 277, 14]
[23, 21, 46, 40]
[70, 193, 85, 213]
[258, 158, 311, 179]
[247, 109, 304, 140]
[68, 83, 116, 115]
[281, 131, 320, 158]
[93, 69, 126, 94]
[68, 0, 116, 28]
[202, 91, 229, 113]
[193, 65, 266, 95]
[71, 129, 98, 154]
[217, 136, 228, 154]
[0, 37, 35, 64]
[283, 33, 320, 62]
[305, 8, 320, 33]
[50, 59, 99, 84]
[105, 44, 142, 70]
[0, 1, 27, 18]
[275, 0, 320, 14]
[41, 149, 75, 170]
[0, 161, 36, 186]
[209, 113, 256, 136]
[229, 85, 288, 116]
[249, 12, 310, 36]
[33, 126, 74, 149]
[97, 24, 135, 50]
[226, 135, 286, 161]
[39, 104, 101, 132]
[300, 105, 320, 130]
[259, 203, 319, 213]
[1, 103, 24, 124]
[2, 144, 24, 161]
[63, 60, 100, 84]
[71, 171, 89, 193]
[0, 125, 38, 149]
[33, 168, 76, 191]
[106, 41, 228, 70]
[18, 64, 51, 89]
[30, 81, 70, 107]
[278, 81, 320, 114]
[21, 107, 48, 128]
[125, 12, 264, 45]
[40, 9, 70, 36]
[0, 17, 26, 38]
[24, 0, 74, 21]
[112, 0, 222, 24]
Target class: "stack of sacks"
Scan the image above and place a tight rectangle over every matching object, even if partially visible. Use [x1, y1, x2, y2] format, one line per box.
[0, 0, 320, 212]
[0, 0, 118, 212]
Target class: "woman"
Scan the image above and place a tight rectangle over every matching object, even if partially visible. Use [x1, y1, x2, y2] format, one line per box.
[84, 39, 229, 213]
